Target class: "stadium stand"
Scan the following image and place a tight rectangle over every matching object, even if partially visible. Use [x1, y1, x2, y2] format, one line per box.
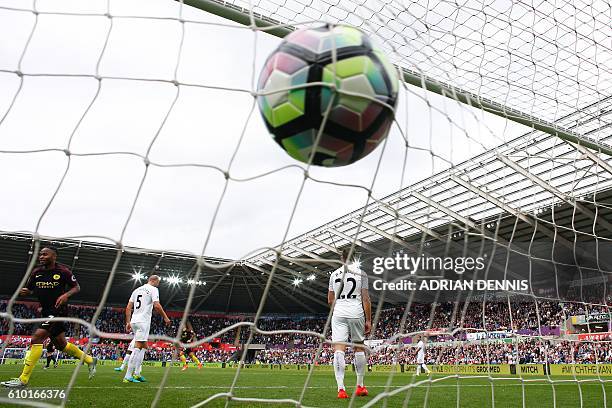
[2, 297, 611, 365]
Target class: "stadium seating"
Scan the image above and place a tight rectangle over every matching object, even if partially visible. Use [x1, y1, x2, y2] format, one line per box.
[1, 297, 610, 364]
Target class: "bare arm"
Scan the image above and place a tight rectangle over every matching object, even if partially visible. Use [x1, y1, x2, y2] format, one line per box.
[64, 284, 80, 298]
[328, 290, 335, 307]
[55, 283, 80, 308]
[154, 301, 171, 325]
[362, 289, 371, 335]
[125, 301, 133, 332]
[20, 271, 36, 296]
[55, 269, 81, 308]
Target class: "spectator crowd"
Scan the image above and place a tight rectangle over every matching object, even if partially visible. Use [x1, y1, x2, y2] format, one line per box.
[1, 296, 611, 365]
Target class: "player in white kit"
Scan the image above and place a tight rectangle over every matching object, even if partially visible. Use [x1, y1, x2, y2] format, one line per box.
[328, 249, 371, 399]
[123, 275, 170, 383]
[415, 335, 430, 375]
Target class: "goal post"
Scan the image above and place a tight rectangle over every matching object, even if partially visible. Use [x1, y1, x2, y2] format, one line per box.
[0, 347, 27, 365]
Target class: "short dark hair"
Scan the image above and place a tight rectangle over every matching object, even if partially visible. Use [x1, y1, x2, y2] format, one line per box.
[42, 246, 58, 255]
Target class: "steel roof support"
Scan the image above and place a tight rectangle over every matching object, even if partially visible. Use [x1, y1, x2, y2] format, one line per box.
[411, 191, 480, 231]
[353, 219, 417, 251]
[377, 203, 444, 240]
[570, 142, 612, 176]
[191, 272, 228, 311]
[327, 228, 388, 257]
[409, 190, 515, 249]
[249, 261, 324, 312]
[497, 154, 612, 234]
[305, 237, 340, 254]
[225, 277, 236, 313]
[287, 244, 338, 268]
[240, 266, 258, 311]
[449, 173, 574, 248]
[376, 203, 527, 281]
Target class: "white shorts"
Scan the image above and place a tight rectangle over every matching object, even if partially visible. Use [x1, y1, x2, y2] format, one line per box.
[131, 321, 151, 342]
[417, 358, 425, 365]
[331, 315, 365, 344]
[127, 338, 136, 352]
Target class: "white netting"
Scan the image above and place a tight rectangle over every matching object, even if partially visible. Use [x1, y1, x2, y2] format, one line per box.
[218, 0, 611, 130]
[0, 0, 611, 407]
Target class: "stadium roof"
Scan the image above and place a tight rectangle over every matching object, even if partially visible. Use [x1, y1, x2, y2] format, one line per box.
[245, 119, 612, 308]
[252, 132, 612, 263]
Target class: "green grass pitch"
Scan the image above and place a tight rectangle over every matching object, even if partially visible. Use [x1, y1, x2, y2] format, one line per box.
[0, 365, 610, 407]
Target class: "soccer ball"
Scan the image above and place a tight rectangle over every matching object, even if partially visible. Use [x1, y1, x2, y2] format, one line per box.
[257, 25, 399, 167]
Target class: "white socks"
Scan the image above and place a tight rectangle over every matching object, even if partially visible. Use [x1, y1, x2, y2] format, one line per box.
[334, 351, 367, 390]
[417, 364, 430, 374]
[125, 349, 138, 379]
[120, 352, 131, 369]
[135, 351, 144, 376]
[333, 351, 346, 391]
[135, 349, 146, 376]
[354, 351, 366, 387]
[125, 348, 145, 379]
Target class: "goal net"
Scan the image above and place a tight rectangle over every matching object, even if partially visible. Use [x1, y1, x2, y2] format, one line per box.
[0, 0, 611, 407]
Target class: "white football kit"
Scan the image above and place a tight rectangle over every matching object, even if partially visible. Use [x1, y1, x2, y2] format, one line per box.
[415, 339, 430, 374]
[129, 283, 159, 342]
[416, 340, 425, 364]
[329, 265, 368, 344]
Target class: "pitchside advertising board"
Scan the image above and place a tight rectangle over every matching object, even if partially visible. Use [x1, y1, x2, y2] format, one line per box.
[515, 364, 546, 375]
[465, 331, 512, 341]
[428, 365, 511, 375]
[577, 332, 612, 341]
[571, 313, 612, 325]
[4, 359, 612, 375]
[550, 364, 612, 375]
